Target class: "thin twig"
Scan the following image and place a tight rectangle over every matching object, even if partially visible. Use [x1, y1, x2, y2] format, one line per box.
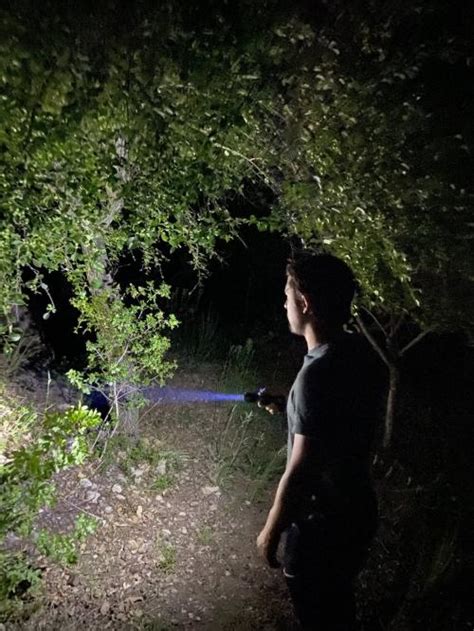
[400, 327, 434, 356]
[360, 306, 388, 337]
[212, 141, 272, 184]
[113, 343, 131, 371]
[26, 264, 57, 313]
[356, 315, 391, 368]
[390, 313, 406, 337]
[63, 499, 104, 523]
[136, 400, 163, 424]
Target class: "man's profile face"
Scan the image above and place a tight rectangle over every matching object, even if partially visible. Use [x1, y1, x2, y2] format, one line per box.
[284, 276, 306, 335]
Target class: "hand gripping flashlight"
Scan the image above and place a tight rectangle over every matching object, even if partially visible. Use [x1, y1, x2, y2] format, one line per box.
[243, 387, 286, 413]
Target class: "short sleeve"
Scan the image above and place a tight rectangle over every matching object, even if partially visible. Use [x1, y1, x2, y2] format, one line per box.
[292, 363, 334, 438]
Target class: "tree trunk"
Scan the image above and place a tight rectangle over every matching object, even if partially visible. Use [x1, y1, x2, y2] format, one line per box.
[384, 364, 400, 449]
[82, 244, 139, 435]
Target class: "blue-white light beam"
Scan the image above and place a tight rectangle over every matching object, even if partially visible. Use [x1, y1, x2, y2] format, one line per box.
[142, 386, 244, 404]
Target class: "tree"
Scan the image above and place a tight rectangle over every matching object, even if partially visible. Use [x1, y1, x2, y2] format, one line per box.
[0, 1, 282, 426]
[248, 5, 474, 446]
[1, 1, 473, 446]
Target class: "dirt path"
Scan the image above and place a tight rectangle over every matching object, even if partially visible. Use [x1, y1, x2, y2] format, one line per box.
[4, 353, 471, 630]
[6, 371, 296, 630]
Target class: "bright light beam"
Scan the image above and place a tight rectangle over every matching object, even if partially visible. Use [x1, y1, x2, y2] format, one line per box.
[142, 386, 244, 404]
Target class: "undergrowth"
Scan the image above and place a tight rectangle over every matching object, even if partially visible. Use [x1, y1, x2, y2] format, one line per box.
[0, 392, 101, 621]
[98, 434, 185, 492]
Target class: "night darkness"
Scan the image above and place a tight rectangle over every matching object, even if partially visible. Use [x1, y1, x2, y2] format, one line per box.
[1, 1, 473, 629]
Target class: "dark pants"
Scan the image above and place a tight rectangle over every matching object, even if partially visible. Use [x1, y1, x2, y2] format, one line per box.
[283, 513, 376, 631]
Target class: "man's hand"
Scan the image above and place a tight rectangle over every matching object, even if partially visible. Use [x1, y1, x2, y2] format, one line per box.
[257, 401, 280, 415]
[256, 527, 281, 568]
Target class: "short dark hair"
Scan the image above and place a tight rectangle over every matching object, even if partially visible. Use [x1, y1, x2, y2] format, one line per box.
[286, 252, 357, 327]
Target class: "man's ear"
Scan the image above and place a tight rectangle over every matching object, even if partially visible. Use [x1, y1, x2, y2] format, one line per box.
[301, 293, 312, 315]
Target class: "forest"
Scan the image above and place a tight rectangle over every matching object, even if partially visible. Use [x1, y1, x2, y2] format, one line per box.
[0, 1, 473, 629]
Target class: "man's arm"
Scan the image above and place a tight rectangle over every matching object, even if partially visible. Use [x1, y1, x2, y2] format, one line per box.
[256, 433, 317, 567]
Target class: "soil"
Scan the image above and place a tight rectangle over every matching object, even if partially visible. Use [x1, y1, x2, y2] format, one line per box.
[3, 366, 297, 630]
[3, 359, 470, 630]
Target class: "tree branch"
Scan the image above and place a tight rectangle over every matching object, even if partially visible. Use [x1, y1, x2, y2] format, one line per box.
[391, 313, 406, 336]
[400, 327, 434, 356]
[360, 306, 388, 337]
[356, 315, 391, 368]
[212, 141, 273, 185]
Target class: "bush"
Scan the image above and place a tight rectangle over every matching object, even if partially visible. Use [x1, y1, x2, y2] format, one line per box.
[0, 403, 101, 617]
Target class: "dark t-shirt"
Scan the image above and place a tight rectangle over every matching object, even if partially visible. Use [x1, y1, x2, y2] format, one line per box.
[286, 332, 379, 527]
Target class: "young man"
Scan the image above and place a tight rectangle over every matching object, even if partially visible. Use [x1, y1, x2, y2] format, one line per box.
[257, 252, 379, 630]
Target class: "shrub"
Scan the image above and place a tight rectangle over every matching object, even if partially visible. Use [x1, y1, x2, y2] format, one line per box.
[0, 403, 101, 616]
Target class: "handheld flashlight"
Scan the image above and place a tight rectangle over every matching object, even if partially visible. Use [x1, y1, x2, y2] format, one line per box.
[244, 387, 286, 412]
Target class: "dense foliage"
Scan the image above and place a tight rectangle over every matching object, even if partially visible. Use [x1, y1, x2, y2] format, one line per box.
[244, 3, 474, 443]
[0, 1, 472, 624]
[0, 2, 278, 408]
[1, 3, 472, 401]
[0, 402, 100, 614]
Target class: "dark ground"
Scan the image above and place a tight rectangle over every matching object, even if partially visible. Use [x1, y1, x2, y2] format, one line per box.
[2, 331, 473, 630]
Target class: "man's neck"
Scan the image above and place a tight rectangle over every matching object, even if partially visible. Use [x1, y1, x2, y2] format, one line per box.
[305, 324, 343, 351]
